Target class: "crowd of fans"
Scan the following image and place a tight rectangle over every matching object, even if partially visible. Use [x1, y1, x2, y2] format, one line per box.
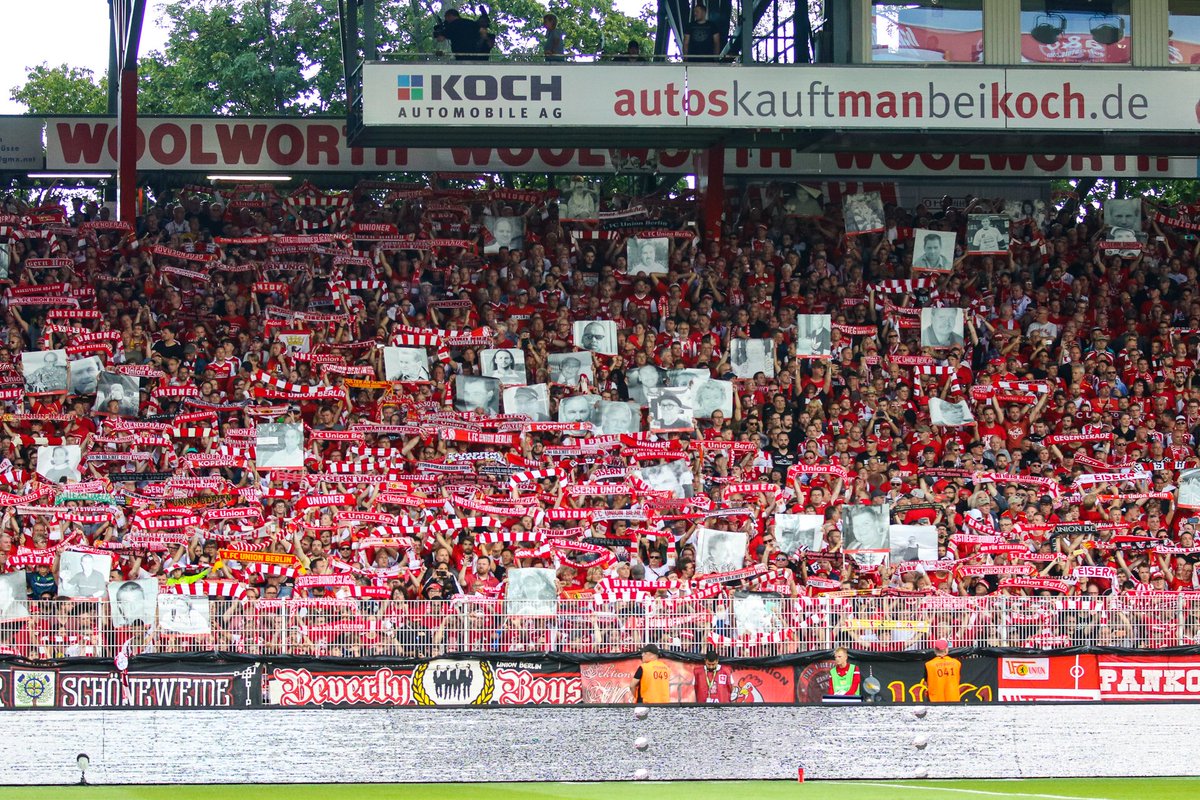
[0, 170, 1197, 659]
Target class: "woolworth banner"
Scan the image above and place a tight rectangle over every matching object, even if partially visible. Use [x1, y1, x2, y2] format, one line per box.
[38, 117, 1196, 177]
[362, 64, 1200, 132]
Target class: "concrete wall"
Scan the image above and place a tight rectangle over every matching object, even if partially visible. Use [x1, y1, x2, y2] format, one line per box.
[4, 705, 1198, 785]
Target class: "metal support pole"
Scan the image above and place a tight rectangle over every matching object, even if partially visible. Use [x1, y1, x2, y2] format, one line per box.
[362, 0, 378, 60]
[740, 0, 753, 64]
[106, 5, 119, 114]
[117, 68, 138, 225]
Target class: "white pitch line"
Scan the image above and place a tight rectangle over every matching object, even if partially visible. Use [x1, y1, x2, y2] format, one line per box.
[854, 782, 1115, 800]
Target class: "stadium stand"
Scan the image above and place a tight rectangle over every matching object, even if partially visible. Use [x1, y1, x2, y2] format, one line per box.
[0, 178, 1198, 661]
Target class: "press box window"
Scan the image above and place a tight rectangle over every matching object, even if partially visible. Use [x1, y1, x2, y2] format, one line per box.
[1169, 0, 1200, 64]
[1021, 1, 1131, 64]
[871, 1, 984, 63]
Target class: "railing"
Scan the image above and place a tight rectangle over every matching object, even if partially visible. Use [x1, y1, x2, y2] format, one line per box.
[4, 594, 1199, 661]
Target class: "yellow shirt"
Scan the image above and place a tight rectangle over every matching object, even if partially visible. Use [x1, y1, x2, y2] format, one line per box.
[925, 655, 962, 702]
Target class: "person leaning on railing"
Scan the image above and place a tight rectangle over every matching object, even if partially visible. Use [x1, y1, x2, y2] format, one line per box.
[611, 40, 648, 63]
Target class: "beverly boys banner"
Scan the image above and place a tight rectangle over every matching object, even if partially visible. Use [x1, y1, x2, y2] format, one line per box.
[362, 64, 1200, 132]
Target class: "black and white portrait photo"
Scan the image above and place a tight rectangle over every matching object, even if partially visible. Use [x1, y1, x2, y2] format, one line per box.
[547, 352, 593, 388]
[560, 177, 600, 221]
[22, 349, 68, 394]
[255, 423, 306, 469]
[626, 237, 669, 275]
[1178, 468, 1200, 509]
[483, 214, 525, 254]
[795, 315, 833, 359]
[647, 387, 693, 432]
[664, 368, 710, 390]
[1103, 198, 1146, 259]
[627, 364, 666, 407]
[842, 504, 890, 551]
[694, 528, 748, 575]
[848, 549, 890, 568]
[505, 567, 558, 616]
[558, 393, 600, 424]
[157, 594, 212, 635]
[774, 513, 825, 556]
[58, 550, 113, 599]
[920, 307, 965, 349]
[733, 591, 784, 636]
[0, 572, 28, 621]
[0, 243, 9, 281]
[967, 214, 1010, 254]
[93, 372, 141, 416]
[929, 397, 975, 427]
[481, 348, 528, 385]
[0, 573, 27, 623]
[729, 338, 775, 379]
[383, 346, 430, 381]
[68, 355, 102, 396]
[573, 320, 618, 356]
[36, 444, 81, 484]
[690, 379, 733, 419]
[1104, 198, 1141, 231]
[504, 384, 550, 421]
[888, 524, 939, 564]
[593, 400, 641, 436]
[911, 229, 956, 272]
[454, 375, 501, 415]
[843, 191, 886, 234]
[638, 459, 694, 499]
[107, 578, 159, 628]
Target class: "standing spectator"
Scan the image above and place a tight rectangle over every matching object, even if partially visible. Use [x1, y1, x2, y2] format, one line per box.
[542, 13, 565, 61]
[684, 3, 721, 61]
[924, 639, 962, 702]
[693, 648, 734, 703]
[442, 6, 492, 60]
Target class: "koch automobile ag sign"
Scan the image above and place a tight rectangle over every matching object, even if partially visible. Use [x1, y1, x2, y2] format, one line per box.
[362, 63, 1200, 132]
[378, 66, 570, 122]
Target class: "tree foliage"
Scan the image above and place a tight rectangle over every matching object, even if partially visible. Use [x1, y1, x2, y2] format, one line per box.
[1053, 177, 1200, 217]
[138, 0, 346, 115]
[10, 0, 654, 117]
[9, 64, 108, 115]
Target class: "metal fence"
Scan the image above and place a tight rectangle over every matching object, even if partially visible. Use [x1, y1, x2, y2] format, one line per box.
[4, 594, 1200, 661]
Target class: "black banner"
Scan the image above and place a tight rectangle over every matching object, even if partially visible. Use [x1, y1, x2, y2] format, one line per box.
[1051, 524, 1097, 538]
[107, 471, 175, 483]
[793, 656, 997, 704]
[7, 661, 261, 708]
[600, 218, 658, 232]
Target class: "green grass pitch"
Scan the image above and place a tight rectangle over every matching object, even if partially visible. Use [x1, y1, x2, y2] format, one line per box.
[0, 779, 1196, 800]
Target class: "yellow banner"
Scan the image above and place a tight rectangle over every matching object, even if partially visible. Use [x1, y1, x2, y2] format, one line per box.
[844, 619, 931, 632]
